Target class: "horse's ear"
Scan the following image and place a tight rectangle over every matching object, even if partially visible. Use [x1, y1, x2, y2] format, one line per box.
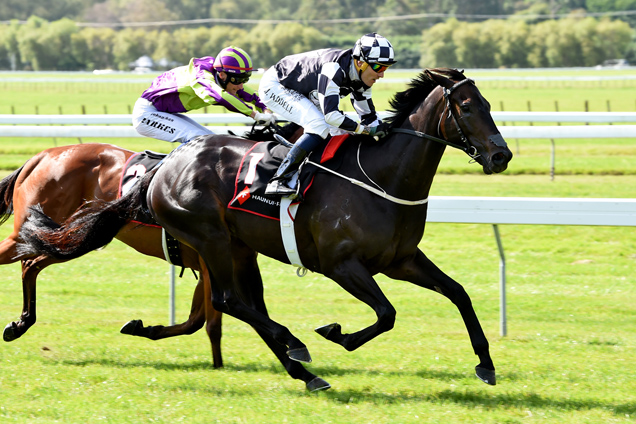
[426, 69, 454, 90]
[423, 69, 435, 85]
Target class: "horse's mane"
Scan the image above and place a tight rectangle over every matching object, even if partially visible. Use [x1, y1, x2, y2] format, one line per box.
[241, 122, 302, 141]
[384, 68, 466, 128]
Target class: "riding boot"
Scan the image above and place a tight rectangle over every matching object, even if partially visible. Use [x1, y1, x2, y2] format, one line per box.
[265, 133, 324, 196]
[264, 144, 308, 196]
[265, 132, 325, 196]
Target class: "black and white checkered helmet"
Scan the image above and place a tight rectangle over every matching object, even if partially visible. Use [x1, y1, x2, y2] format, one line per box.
[352, 33, 397, 65]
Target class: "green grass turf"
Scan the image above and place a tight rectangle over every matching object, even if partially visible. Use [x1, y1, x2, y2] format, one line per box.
[0, 172, 634, 423]
[0, 70, 634, 423]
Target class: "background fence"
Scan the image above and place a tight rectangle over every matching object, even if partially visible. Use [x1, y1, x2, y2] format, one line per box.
[2, 111, 636, 137]
[1, 111, 634, 335]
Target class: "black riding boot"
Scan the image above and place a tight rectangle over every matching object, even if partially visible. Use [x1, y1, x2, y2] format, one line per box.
[264, 144, 308, 196]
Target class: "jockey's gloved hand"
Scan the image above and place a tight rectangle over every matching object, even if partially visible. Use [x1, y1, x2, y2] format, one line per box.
[253, 111, 276, 126]
[363, 122, 391, 138]
[373, 122, 391, 138]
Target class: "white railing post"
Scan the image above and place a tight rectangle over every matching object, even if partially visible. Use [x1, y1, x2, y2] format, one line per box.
[492, 224, 507, 337]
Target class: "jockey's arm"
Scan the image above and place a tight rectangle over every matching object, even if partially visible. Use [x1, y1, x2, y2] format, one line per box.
[193, 73, 262, 117]
[318, 62, 366, 134]
[351, 91, 381, 127]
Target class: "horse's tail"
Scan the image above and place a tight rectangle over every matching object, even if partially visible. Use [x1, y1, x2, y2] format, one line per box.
[0, 165, 24, 226]
[17, 167, 159, 260]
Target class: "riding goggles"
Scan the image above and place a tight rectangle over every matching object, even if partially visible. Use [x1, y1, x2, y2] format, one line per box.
[229, 72, 252, 85]
[368, 62, 392, 73]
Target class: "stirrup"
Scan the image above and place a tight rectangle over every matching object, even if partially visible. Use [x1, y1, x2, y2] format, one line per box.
[265, 179, 297, 196]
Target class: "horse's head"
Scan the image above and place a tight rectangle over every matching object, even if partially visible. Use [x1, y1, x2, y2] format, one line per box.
[423, 69, 513, 174]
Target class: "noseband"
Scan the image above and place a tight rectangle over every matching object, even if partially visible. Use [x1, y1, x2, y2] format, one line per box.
[392, 78, 479, 158]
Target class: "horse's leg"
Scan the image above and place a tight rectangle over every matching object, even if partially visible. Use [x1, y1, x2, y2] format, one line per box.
[385, 249, 496, 385]
[231, 242, 329, 391]
[3, 256, 59, 342]
[201, 259, 224, 368]
[205, 305, 224, 369]
[120, 269, 226, 368]
[117, 225, 224, 367]
[190, 227, 312, 365]
[0, 236, 19, 265]
[315, 259, 397, 351]
[120, 275, 207, 333]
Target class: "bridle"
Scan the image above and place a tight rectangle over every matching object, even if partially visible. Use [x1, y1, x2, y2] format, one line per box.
[391, 78, 479, 159]
[292, 76, 506, 206]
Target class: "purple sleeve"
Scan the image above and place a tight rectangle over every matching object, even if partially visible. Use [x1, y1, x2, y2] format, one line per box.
[238, 86, 267, 112]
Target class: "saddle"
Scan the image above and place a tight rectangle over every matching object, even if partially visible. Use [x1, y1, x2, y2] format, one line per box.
[228, 134, 351, 220]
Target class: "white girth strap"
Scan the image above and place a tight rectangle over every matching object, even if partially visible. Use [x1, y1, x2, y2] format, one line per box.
[279, 196, 307, 276]
[161, 228, 173, 265]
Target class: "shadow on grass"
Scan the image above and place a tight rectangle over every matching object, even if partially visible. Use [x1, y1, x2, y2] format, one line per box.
[52, 357, 635, 416]
[54, 356, 469, 381]
[318, 388, 635, 416]
[54, 357, 281, 374]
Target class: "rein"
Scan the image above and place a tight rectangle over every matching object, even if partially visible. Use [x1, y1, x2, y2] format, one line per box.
[306, 149, 429, 206]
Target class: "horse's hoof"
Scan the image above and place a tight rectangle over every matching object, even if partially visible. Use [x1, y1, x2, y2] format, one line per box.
[3, 322, 19, 342]
[306, 377, 331, 392]
[120, 319, 143, 335]
[315, 323, 341, 339]
[476, 366, 496, 385]
[287, 347, 312, 363]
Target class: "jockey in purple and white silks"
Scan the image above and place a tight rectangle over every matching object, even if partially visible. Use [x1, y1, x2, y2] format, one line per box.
[259, 33, 397, 196]
[133, 46, 275, 144]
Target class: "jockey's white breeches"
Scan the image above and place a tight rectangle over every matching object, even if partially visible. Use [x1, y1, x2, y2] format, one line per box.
[132, 98, 214, 143]
[259, 67, 332, 139]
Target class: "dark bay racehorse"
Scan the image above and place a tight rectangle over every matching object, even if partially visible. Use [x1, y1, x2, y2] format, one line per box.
[18, 69, 512, 391]
[0, 123, 301, 368]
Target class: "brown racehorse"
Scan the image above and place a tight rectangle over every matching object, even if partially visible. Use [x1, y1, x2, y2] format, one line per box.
[18, 69, 513, 391]
[0, 123, 301, 369]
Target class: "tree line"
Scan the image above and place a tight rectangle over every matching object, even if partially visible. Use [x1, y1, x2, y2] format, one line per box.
[0, 15, 633, 71]
[5, 0, 636, 29]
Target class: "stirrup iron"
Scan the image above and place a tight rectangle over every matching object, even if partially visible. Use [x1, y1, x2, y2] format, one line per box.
[265, 179, 297, 197]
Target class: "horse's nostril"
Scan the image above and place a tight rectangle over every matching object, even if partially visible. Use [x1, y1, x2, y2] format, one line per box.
[492, 152, 507, 165]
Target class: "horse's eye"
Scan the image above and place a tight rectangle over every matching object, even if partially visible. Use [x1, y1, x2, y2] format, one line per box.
[460, 102, 471, 112]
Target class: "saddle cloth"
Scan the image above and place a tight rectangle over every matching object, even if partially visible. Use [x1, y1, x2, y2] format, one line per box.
[228, 134, 350, 219]
[119, 150, 167, 197]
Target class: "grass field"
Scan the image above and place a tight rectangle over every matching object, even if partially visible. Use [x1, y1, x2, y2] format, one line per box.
[0, 177, 634, 423]
[0, 70, 635, 423]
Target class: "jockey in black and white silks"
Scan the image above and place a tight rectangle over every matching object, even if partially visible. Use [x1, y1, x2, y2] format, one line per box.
[259, 33, 397, 196]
